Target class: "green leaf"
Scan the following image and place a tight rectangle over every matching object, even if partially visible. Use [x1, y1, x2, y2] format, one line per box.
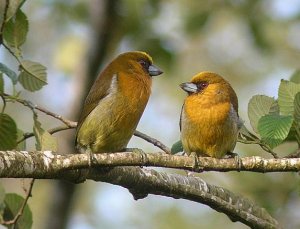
[33, 116, 57, 151]
[294, 92, 300, 123]
[269, 100, 279, 115]
[0, 73, 4, 93]
[3, 9, 28, 48]
[284, 127, 298, 142]
[171, 140, 183, 154]
[0, 113, 17, 150]
[16, 129, 26, 150]
[278, 80, 300, 116]
[258, 114, 293, 149]
[248, 95, 277, 133]
[0, 63, 18, 84]
[0, 182, 6, 223]
[3, 193, 33, 229]
[0, 0, 25, 25]
[290, 70, 300, 84]
[292, 92, 300, 144]
[18, 60, 47, 92]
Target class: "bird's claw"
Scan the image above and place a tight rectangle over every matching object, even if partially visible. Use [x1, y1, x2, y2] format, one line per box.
[126, 148, 148, 166]
[88, 151, 95, 168]
[226, 152, 242, 171]
[190, 152, 203, 173]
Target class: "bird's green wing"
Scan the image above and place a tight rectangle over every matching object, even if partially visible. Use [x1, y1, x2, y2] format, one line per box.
[75, 72, 117, 139]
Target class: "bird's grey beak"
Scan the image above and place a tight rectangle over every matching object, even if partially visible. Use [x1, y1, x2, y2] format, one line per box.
[180, 82, 198, 94]
[148, 64, 163, 76]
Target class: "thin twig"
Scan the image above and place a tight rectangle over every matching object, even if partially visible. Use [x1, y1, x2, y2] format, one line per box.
[3, 93, 76, 127]
[33, 105, 76, 127]
[2, 179, 35, 227]
[1, 42, 21, 62]
[134, 130, 171, 154]
[238, 134, 278, 158]
[18, 125, 75, 144]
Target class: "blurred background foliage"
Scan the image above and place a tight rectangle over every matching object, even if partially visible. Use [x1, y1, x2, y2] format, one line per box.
[1, 0, 300, 228]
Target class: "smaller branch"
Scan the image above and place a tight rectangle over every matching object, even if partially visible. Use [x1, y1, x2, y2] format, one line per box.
[238, 134, 278, 158]
[18, 125, 74, 144]
[2, 179, 35, 227]
[1, 42, 21, 62]
[261, 145, 278, 159]
[46, 125, 75, 135]
[3, 93, 76, 127]
[134, 130, 171, 154]
[90, 167, 279, 229]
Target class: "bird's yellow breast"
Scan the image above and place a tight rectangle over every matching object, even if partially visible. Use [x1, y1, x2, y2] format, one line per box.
[181, 91, 239, 158]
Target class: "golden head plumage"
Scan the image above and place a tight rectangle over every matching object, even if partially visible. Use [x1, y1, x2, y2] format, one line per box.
[75, 51, 163, 153]
[180, 71, 242, 158]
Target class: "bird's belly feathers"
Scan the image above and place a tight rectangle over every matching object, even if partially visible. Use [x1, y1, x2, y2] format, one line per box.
[181, 103, 239, 158]
[76, 93, 148, 153]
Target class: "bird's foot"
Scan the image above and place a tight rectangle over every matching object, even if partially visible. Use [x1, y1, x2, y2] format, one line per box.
[125, 148, 148, 167]
[87, 150, 95, 168]
[189, 152, 203, 173]
[225, 152, 242, 171]
[82, 146, 95, 168]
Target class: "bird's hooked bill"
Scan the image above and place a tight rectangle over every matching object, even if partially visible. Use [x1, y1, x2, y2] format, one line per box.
[180, 82, 198, 94]
[148, 64, 163, 76]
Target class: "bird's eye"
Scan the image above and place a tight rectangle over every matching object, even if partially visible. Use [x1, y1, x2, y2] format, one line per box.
[197, 81, 208, 91]
[139, 59, 150, 70]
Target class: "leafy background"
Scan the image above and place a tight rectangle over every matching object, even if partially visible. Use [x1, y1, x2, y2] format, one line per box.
[1, 0, 300, 228]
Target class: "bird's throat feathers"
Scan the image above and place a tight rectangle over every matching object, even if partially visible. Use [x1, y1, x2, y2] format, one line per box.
[118, 71, 152, 102]
[183, 82, 238, 124]
[184, 98, 232, 125]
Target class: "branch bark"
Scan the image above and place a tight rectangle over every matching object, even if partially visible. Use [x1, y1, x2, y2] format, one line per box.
[0, 150, 285, 229]
[1, 151, 299, 175]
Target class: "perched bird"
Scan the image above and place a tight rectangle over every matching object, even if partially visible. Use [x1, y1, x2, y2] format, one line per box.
[75, 51, 163, 154]
[179, 71, 243, 158]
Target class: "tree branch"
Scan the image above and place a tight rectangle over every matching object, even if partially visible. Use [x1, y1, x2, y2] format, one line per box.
[90, 167, 279, 229]
[0, 151, 298, 176]
[133, 130, 171, 154]
[0, 150, 281, 229]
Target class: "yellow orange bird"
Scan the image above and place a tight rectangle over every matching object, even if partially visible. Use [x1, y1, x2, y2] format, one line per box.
[180, 71, 243, 158]
[75, 51, 163, 154]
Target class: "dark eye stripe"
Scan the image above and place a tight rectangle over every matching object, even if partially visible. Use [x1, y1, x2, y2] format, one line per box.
[139, 59, 150, 70]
